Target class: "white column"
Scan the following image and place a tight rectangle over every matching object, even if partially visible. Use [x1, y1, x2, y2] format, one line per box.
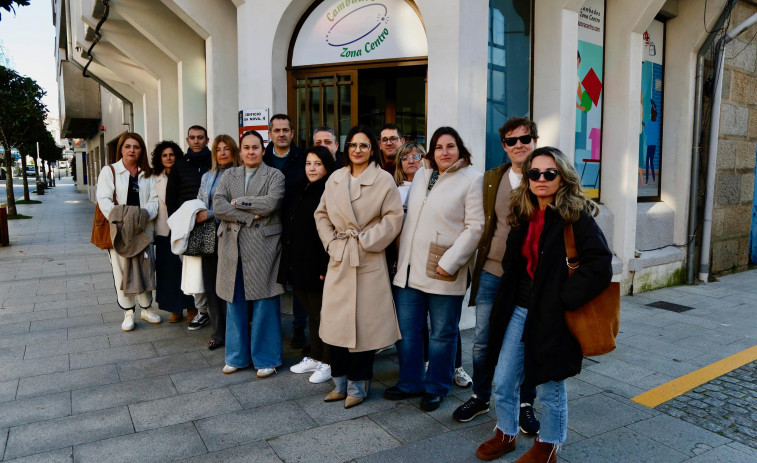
[601, 0, 667, 288]
[531, 0, 584, 157]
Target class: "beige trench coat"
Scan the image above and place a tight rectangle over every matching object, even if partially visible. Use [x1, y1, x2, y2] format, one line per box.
[315, 162, 404, 352]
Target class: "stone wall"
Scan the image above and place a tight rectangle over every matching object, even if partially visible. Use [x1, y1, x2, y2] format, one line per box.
[712, 2, 757, 275]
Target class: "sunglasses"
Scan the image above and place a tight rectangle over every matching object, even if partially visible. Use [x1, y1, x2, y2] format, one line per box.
[526, 168, 560, 182]
[502, 135, 533, 147]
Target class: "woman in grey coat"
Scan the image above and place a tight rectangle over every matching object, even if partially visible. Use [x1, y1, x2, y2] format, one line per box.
[213, 130, 286, 378]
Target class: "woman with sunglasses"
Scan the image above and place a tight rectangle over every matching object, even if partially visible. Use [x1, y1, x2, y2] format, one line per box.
[315, 125, 403, 408]
[393, 141, 424, 204]
[476, 147, 612, 462]
[388, 127, 484, 412]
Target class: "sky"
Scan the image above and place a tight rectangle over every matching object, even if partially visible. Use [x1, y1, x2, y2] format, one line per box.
[0, 0, 59, 118]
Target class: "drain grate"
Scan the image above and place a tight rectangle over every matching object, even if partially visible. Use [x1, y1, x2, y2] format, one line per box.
[646, 301, 695, 313]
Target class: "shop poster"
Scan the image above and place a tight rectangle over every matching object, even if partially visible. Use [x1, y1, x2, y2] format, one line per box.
[639, 19, 664, 197]
[575, 0, 604, 199]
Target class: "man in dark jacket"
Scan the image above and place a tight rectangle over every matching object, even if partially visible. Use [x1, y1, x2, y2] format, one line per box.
[262, 114, 308, 349]
[453, 118, 541, 434]
[165, 125, 213, 330]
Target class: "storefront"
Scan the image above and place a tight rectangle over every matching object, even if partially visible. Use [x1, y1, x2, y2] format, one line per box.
[286, 0, 428, 146]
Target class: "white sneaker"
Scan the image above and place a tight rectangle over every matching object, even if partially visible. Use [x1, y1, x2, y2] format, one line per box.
[140, 307, 162, 324]
[222, 364, 238, 374]
[121, 309, 135, 332]
[309, 363, 332, 384]
[454, 366, 473, 387]
[290, 356, 319, 374]
[257, 367, 276, 378]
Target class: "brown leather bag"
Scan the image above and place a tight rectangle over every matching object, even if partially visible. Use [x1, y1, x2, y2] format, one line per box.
[563, 224, 619, 356]
[91, 165, 117, 250]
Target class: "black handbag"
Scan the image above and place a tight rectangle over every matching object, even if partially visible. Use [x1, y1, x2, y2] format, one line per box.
[184, 220, 217, 256]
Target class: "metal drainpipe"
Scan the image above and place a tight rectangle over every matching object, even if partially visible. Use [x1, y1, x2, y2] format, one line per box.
[687, 0, 738, 284]
[698, 11, 757, 283]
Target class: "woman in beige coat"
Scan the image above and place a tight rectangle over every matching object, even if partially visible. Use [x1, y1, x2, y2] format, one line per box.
[315, 125, 403, 408]
[386, 126, 484, 412]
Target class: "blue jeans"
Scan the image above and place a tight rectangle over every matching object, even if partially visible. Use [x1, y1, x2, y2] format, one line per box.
[492, 306, 567, 444]
[225, 264, 283, 369]
[471, 270, 500, 401]
[394, 286, 463, 397]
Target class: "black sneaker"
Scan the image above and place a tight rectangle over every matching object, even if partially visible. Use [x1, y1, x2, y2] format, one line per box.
[453, 396, 490, 422]
[188, 312, 210, 331]
[420, 393, 443, 412]
[519, 403, 540, 435]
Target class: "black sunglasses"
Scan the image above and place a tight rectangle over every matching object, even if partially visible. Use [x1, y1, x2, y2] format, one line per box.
[526, 168, 560, 182]
[502, 135, 533, 147]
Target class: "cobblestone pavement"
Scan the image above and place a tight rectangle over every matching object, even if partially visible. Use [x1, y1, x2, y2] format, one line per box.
[0, 181, 756, 462]
[656, 361, 757, 451]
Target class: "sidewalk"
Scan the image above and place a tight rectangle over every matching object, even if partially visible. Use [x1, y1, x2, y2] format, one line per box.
[0, 182, 755, 462]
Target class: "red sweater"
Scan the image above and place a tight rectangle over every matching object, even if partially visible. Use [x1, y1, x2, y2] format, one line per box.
[521, 209, 546, 280]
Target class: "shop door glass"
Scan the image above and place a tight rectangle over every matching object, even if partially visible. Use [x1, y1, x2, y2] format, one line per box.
[292, 71, 357, 149]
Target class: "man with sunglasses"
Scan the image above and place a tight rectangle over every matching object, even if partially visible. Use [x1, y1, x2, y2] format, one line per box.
[453, 117, 541, 436]
[378, 123, 405, 175]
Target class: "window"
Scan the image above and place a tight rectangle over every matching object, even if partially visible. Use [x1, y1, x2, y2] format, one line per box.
[638, 18, 665, 199]
[485, 0, 532, 170]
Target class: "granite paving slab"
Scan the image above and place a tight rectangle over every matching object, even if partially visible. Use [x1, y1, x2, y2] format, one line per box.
[0, 391, 71, 429]
[71, 375, 177, 414]
[560, 427, 688, 463]
[73, 422, 207, 463]
[3, 407, 134, 460]
[1, 446, 74, 463]
[129, 387, 243, 431]
[16, 364, 120, 399]
[175, 440, 282, 463]
[116, 351, 210, 381]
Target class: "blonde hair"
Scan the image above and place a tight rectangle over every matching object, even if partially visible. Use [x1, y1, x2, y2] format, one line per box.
[393, 141, 426, 186]
[508, 147, 598, 227]
[210, 134, 240, 172]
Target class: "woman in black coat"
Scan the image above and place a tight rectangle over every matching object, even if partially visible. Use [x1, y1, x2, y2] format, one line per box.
[476, 147, 612, 463]
[278, 146, 337, 384]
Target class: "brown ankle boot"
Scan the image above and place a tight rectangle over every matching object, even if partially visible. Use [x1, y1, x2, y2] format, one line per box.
[516, 438, 557, 463]
[475, 428, 516, 461]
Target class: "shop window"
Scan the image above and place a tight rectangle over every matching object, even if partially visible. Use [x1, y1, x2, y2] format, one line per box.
[575, 0, 605, 200]
[638, 18, 665, 199]
[485, 0, 532, 170]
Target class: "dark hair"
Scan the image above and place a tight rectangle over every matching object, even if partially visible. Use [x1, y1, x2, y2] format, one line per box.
[117, 132, 152, 178]
[241, 130, 266, 150]
[313, 126, 336, 140]
[187, 125, 207, 138]
[498, 117, 539, 141]
[304, 145, 337, 179]
[343, 125, 382, 169]
[269, 114, 292, 130]
[426, 126, 473, 170]
[150, 140, 183, 176]
[380, 123, 403, 138]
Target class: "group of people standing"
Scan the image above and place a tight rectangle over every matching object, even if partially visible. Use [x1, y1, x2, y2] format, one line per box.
[96, 115, 612, 463]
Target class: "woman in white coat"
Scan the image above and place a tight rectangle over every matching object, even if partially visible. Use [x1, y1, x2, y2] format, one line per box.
[96, 132, 160, 332]
[386, 126, 484, 411]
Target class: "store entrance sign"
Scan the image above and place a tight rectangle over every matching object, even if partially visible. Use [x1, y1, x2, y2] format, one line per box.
[238, 109, 270, 147]
[292, 0, 427, 67]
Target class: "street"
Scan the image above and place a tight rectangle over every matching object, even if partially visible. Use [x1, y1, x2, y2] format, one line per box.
[0, 182, 755, 462]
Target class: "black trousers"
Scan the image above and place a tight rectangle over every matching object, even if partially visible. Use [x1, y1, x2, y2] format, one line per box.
[201, 250, 226, 341]
[154, 235, 193, 314]
[293, 289, 330, 364]
[329, 346, 375, 381]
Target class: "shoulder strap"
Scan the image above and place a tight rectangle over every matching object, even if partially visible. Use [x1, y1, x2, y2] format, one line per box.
[109, 164, 118, 205]
[563, 224, 579, 276]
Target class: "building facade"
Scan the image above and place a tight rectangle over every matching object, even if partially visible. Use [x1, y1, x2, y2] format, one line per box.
[53, 0, 757, 295]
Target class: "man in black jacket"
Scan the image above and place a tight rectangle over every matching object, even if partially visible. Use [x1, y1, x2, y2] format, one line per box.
[165, 125, 213, 330]
[262, 114, 308, 350]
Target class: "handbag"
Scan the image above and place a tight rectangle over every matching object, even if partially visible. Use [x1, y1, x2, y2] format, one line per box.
[91, 165, 117, 250]
[184, 219, 217, 256]
[563, 224, 620, 356]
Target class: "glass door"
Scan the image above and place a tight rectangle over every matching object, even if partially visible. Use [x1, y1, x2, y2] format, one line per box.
[290, 70, 358, 149]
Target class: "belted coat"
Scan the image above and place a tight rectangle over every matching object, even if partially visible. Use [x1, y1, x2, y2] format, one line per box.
[213, 164, 286, 302]
[314, 162, 404, 351]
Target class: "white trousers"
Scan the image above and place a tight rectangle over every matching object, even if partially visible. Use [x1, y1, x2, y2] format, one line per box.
[107, 248, 153, 310]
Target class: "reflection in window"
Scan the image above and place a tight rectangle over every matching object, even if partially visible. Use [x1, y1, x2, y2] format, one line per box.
[486, 0, 532, 170]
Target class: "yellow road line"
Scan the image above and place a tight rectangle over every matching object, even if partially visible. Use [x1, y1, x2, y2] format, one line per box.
[631, 344, 757, 408]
